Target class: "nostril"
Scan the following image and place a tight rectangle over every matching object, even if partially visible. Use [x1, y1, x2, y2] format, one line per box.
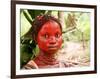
[49, 37, 56, 44]
[49, 36, 56, 44]
[49, 40, 56, 45]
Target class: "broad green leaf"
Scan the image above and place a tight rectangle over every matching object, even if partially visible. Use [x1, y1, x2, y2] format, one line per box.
[21, 10, 32, 37]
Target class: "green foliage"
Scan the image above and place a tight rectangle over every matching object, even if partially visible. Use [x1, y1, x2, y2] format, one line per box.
[21, 10, 32, 37]
[20, 44, 33, 68]
[28, 10, 45, 19]
[20, 37, 37, 68]
[63, 12, 90, 41]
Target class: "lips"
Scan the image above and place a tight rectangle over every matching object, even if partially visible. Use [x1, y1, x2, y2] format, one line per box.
[48, 45, 58, 51]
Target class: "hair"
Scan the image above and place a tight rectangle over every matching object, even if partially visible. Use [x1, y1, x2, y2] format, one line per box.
[32, 14, 62, 42]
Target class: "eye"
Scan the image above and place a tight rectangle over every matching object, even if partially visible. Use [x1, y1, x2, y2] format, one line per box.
[44, 34, 49, 39]
[55, 33, 60, 38]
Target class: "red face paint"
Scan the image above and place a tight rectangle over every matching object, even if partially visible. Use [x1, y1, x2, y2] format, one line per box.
[37, 20, 62, 54]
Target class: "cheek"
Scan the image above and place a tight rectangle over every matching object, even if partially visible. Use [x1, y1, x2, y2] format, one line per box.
[37, 36, 48, 50]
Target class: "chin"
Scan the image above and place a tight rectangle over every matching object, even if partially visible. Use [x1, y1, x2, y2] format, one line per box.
[47, 49, 58, 54]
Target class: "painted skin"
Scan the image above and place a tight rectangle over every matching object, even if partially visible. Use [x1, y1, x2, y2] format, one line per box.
[37, 20, 62, 54]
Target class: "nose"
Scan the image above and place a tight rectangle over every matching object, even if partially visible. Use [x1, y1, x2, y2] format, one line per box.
[49, 36, 56, 44]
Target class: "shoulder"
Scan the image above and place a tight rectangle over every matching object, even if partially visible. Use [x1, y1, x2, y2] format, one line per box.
[23, 60, 38, 69]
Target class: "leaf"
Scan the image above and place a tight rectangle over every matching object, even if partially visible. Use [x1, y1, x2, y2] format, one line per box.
[21, 10, 32, 37]
[76, 13, 90, 32]
[20, 44, 33, 68]
[28, 10, 45, 19]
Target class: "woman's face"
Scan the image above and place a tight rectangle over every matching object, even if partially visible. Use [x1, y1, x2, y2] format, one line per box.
[37, 20, 62, 54]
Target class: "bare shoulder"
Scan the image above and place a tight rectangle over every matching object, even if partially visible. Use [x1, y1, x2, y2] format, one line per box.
[23, 60, 38, 69]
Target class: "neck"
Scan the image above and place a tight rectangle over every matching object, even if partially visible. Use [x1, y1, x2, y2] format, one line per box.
[37, 50, 58, 65]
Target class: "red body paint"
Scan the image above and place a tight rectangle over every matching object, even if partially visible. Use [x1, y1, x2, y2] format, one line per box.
[37, 20, 62, 54]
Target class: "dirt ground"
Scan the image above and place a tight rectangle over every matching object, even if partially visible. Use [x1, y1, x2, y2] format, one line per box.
[57, 41, 90, 67]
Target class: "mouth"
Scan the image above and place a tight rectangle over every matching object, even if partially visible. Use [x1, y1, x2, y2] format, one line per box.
[48, 45, 58, 51]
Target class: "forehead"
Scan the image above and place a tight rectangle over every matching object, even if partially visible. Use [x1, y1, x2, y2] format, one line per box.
[41, 20, 61, 31]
